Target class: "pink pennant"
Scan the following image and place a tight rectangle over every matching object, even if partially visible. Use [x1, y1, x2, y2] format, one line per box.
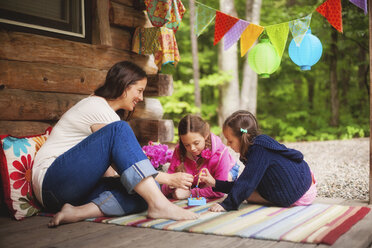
[224, 20, 250, 51]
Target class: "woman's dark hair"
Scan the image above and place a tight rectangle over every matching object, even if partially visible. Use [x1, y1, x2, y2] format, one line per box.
[223, 110, 260, 161]
[176, 114, 211, 171]
[94, 61, 147, 120]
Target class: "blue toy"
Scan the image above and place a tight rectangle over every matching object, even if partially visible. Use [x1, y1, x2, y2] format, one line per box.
[187, 169, 207, 206]
[188, 196, 206, 206]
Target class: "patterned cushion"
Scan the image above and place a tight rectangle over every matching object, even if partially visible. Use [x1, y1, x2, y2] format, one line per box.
[0, 127, 52, 220]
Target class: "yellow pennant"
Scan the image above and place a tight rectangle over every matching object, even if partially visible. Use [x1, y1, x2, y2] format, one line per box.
[240, 23, 264, 57]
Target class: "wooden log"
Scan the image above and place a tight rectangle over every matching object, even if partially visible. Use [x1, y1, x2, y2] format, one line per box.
[110, 26, 131, 51]
[132, 98, 163, 119]
[111, 0, 134, 7]
[0, 121, 54, 136]
[109, 1, 147, 28]
[0, 60, 173, 96]
[0, 30, 158, 74]
[0, 60, 106, 94]
[92, 0, 112, 47]
[145, 74, 173, 96]
[129, 119, 174, 145]
[0, 89, 163, 121]
[0, 89, 86, 121]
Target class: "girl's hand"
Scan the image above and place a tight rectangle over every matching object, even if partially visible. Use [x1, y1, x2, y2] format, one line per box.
[169, 172, 194, 190]
[198, 168, 216, 187]
[172, 188, 191, 200]
[209, 203, 226, 212]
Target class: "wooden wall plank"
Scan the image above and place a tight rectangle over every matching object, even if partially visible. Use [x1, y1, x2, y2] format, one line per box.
[0, 89, 163, 121]
[129, 119, 174, 144]
[110, 1, 147, 28]
[0, 60, 105, 94]
[111, 0, 134, 7]
[0, 30, 158, 74]
[0, 60, 173, 96]
[0, 121, 54, 136]
[110, 26, 131, 51]
[92, 0, 112, 47]
[145, 74, 174, 96]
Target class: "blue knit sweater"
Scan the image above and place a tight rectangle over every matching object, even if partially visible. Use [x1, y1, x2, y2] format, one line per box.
[214, 134, 312, 210]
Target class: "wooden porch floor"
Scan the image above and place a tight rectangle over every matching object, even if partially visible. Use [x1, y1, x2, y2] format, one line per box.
[1, 197, 371, 248]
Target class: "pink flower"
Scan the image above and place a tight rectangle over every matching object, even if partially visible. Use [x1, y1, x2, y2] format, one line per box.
[201, 149, 212, 159]
[142, 141, 173, 170]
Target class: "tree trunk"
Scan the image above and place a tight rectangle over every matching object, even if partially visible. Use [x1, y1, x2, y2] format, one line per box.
[330, 29, 339, 126]
[189, 0, 201, 112]
[240, 0, 262, 115]
[218, 0, 240, 126]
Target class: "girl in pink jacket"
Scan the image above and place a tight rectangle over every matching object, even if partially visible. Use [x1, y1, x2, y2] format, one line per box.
[162, 114, 239, 199]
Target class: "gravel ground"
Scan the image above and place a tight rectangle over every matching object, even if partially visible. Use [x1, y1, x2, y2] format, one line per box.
[285, 138, 370, 201]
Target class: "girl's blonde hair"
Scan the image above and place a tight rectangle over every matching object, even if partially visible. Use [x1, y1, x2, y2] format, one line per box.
[176, 114, 211, 172]
[223, 110, 260, 161]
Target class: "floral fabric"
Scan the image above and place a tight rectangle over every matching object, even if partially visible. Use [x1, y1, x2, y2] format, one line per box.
[144, 0, 186, 32]
[0, 127, 51, 220]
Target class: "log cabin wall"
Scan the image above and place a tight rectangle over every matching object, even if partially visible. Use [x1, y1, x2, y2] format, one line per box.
[0, 0, 174, 145]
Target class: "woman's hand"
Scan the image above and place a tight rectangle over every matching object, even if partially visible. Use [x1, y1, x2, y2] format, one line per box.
[172, 188, 191, 200]
[209, 203, 226, 212]
[168, 172, 194, 190]
[198, 168, 216, 187]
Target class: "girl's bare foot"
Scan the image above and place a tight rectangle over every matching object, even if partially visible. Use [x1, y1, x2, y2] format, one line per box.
[48, 203, 103, 227]
[147, 200, 199, 220]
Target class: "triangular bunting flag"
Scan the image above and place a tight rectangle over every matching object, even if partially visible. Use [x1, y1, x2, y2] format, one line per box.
[349, 0, 368, 14]
[265, 22, 289, 58]
[289, 14, 312, 47]
[316, 0, 343, 33]
[195, 2, 216, 36]
[224, 20, 250, 51]
[240, 24, 264, 57]
[214, 11, 239, 45]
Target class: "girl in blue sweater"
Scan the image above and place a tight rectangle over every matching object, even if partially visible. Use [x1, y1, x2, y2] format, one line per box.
[200, 110, 317, 211]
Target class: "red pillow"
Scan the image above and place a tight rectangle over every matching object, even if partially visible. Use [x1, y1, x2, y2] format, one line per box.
[0, 127, 52, 220]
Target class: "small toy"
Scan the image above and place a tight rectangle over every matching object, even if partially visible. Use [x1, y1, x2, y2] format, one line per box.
[187, 168, 208, 206]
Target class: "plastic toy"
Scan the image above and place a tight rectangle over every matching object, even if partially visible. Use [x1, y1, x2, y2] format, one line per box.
[187, 168, 207, 206]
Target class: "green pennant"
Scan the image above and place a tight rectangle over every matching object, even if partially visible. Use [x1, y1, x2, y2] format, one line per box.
[195, 2, 216, 37]
[265, 22, 289, 58]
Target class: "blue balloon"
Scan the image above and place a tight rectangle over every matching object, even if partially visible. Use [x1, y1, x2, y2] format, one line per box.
[288, 28, 323, 71]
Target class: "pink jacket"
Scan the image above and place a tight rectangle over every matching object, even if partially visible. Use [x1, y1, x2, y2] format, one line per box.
[162, 133, 236, 199]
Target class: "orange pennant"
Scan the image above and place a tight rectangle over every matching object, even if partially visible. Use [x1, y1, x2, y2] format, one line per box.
[316, 0, 343, 33]
[214, 11, 239, 45]
[240, 24, 264, 57]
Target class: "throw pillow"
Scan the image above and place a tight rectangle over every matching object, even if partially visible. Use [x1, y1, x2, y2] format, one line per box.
[0, 127, 52, 220]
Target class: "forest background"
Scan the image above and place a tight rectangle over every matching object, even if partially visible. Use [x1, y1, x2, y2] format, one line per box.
[158, 0, 370, 142]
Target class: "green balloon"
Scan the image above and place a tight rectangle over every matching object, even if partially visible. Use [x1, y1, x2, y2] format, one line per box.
[248, 39, 281, 78]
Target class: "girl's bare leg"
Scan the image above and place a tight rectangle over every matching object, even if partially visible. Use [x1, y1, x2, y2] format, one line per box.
[247, 191, 271, 205]
[134, 176, 198, 220]
[48, 202, 103, 227]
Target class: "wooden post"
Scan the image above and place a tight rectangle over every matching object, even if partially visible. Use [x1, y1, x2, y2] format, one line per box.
[369, 0, 372, 204]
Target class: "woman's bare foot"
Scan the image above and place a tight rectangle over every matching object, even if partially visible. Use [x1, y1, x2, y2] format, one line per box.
[147, 200, 199, 220]
[48, 203, 103, 227]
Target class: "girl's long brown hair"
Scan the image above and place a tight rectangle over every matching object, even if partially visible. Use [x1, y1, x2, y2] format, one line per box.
[223, 110, 260, 161]
[176, 114, 211, 172]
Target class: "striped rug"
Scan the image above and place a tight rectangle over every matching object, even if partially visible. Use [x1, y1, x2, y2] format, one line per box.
[87, 198, 370, 245]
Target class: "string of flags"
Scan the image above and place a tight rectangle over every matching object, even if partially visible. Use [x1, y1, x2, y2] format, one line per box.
[195, 0, 368, 77]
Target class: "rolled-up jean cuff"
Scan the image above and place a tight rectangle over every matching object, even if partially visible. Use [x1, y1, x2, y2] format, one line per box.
[91, 191, 125, 216]
[120, 159, 158, 194]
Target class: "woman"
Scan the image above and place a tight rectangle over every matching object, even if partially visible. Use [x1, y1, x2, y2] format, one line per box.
[33, 61, 198, 227]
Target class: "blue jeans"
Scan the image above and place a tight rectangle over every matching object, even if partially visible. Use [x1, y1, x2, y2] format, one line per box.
[42, 121, 158, 216]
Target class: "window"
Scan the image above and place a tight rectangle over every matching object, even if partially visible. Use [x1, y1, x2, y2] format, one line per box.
[0, 0, 91, 43]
